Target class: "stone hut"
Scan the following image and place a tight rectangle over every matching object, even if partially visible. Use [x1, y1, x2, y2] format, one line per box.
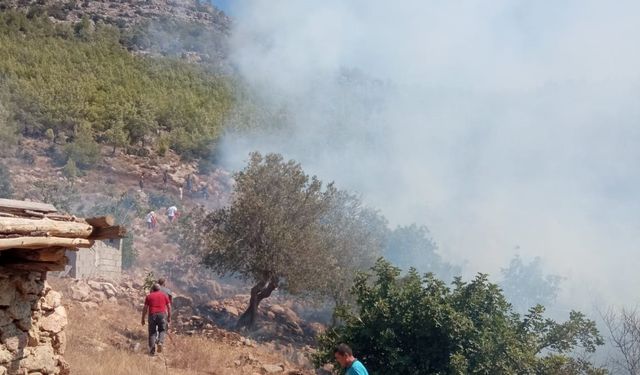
[0, 199, 125, 374]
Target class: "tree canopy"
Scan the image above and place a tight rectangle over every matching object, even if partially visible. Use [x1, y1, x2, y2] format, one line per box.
[315, 259, 605, 375]
[176, 152, 385, 327]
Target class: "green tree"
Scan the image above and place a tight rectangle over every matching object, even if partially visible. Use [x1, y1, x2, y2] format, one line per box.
[63, 122, 100, 169]
[103, 119, 128, 155]
[315, 259, 605, 375]
[176, 152, 385, 328]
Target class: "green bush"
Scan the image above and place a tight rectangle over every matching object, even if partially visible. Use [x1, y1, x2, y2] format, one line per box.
[315, 259, 605, 375]
[63, 158, 79, 179]
[63, 124, 101, 169]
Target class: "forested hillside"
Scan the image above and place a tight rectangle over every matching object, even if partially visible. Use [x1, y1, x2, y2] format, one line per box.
[0, 10, 238, 162]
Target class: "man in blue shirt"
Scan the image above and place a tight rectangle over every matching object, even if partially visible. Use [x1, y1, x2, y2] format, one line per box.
[334, 343, 369, 375]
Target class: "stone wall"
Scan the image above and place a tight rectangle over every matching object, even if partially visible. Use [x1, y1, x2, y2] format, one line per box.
[66, 239, 122, 281]
[0, 268, 68, 375]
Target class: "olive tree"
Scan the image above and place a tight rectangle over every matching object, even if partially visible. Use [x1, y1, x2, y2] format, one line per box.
[176, 152, 385, 328]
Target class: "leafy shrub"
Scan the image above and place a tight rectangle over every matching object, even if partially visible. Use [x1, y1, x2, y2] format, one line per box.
[315, 259, 605, 375]
[63, 158, 79, 179]
[63, 123, 100, 169]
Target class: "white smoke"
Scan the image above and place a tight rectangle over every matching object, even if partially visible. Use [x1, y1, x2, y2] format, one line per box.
[217, 0, 640, 311]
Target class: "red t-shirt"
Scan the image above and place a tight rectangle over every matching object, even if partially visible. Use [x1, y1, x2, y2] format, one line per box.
[145, 291, 170, 314]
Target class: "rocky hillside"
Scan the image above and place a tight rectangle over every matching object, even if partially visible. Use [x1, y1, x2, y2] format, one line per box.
[0, 0, 230, 29]
[2, 137, 334, 373]
[0, 0, 231, 64]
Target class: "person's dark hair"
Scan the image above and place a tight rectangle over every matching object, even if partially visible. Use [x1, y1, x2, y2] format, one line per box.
[157, 278, 166, 286]
[151, 283, 160, 292]
[334, 343, 353, 356]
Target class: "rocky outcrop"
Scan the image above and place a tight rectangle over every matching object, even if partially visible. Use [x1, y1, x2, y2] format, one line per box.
[0, 269, 68, 375]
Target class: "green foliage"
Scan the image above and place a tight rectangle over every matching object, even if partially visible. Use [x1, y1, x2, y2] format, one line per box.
[0, 163, 13, 199]
[31, 180, 79, 213]
[176, 152, 385, 326]
[142, 271, 156, 292]
[384, 224, 461, 282]
[63, 158, 79, 179]
[63, 123, 101, 169]
[315, 259, 605, 375]
[0, 11, 234, 160]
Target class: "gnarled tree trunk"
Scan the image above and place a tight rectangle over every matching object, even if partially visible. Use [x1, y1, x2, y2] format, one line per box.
[237, 276, 279, 329]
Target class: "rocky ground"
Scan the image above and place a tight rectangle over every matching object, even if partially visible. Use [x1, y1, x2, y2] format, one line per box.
[3, 139, 336, 374]
[49, 276, 323, 375]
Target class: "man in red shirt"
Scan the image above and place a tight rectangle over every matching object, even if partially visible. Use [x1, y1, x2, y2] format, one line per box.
[142, 283, 171, 356]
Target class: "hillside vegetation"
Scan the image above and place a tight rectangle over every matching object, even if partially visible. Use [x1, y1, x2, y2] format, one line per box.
[0, 10, 236, 161]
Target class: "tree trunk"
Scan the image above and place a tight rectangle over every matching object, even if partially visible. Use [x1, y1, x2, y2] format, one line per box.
[237, 277, 279, 329]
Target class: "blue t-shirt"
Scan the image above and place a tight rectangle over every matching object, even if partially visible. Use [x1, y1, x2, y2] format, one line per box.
[346, 360, 369, 375]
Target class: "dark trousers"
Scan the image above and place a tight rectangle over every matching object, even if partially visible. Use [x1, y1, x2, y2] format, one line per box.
[148, 312, 167, 351]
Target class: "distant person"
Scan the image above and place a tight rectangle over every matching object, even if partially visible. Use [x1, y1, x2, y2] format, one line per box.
[151, 212, 158, 230]
[141, 283, 171, 356]
[145, 211, 155, 230]
[157, 278, 173, 303]
[201, 184, 209, 200]
[179, 184, 183, 201]
[162, 170, 170, 192]
[185, 174, 193, 194]
[334, 344, 369, 375]
[139, 173, 145, 190]
[167, 205, 178, 223]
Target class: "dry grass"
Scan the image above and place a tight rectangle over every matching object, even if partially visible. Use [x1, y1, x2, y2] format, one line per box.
[64, 300, 307, 375]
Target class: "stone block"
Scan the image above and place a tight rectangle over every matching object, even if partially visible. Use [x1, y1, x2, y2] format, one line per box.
[39, 306, 67, 335]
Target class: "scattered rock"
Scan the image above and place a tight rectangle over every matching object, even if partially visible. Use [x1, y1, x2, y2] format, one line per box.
[261, 364, 285, 373]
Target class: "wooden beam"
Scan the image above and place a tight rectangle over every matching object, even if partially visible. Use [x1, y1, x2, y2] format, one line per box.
[0, 217, 93, 238]
[0, 199, 57, 213]
[0, 237, 93, 251]
[89, 225, 127, 240]
[85, 215, 115, 229]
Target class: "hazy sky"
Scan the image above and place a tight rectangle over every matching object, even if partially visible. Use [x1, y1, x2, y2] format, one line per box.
[218, 0, 640, 310]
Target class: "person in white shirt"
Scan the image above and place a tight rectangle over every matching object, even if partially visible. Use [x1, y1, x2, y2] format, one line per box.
[167, 206, 178, 223]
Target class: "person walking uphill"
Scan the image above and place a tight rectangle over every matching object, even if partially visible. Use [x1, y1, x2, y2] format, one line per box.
[142, 284, 171, 356]
[334, 344, 369, 375]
